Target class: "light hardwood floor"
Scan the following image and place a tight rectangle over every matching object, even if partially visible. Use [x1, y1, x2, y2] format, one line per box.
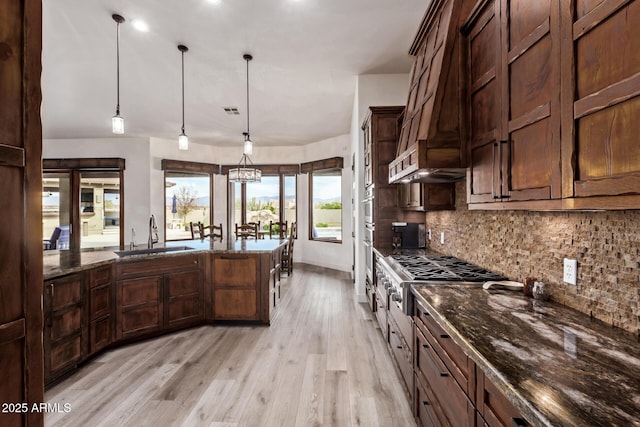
[45, 264, 416, 427]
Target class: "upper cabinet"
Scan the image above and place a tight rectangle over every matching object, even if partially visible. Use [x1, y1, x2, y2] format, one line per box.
[389, 0, 471, 184]
[561, 0, 640, 209]
[463, 0, 640, 210]
[463, 0, 561, 205]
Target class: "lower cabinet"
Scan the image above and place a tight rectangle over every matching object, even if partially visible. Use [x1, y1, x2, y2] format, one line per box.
[43, 273, 85, 384]
[88, 265, 113, 355]
[116, 254, 202, 340]
[413, 299, 529, 427]
[213, 254, 260, 321]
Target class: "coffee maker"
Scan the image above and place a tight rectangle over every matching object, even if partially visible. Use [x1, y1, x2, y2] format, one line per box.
[391, 222, 426, 249]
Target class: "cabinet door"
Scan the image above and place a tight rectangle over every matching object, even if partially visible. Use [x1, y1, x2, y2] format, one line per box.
[44, 273, 85, 383]
[165, 269, 202, 328]
[564, 1, 640, 200]
[466, 0, 561, 204]
[116, 276, 162, 339]
[213, 254, 260, 320]
[465, 0, 502, 203]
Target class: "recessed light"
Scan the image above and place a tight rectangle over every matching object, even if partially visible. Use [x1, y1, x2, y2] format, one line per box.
[131, 19, 149, 32]
[207, 0, 222, 4]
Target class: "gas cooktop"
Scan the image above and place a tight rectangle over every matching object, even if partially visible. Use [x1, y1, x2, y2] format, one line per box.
[390, 255, 506, 282]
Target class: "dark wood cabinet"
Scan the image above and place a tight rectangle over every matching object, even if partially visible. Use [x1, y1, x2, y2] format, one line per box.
[362, 107, 424, 250]
[399, 182, 455, 211]
[116, 254, 202, 340]
[560, 0, 640, 208]
[0, 0, 45, 423]
[476, 370, 529, 427]
[44, 273, 86, 384]
[88, 265, 113, 355]
[463, 0, 561, 205]
[413, 299, 528, 426]
[213, 254, 260, 321]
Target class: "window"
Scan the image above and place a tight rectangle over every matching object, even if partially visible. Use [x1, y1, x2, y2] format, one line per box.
[162, 160, 217, 241]
[43, 158, 125, 250]
[309, 169, 342, 242]
[225, 165, 298, 233]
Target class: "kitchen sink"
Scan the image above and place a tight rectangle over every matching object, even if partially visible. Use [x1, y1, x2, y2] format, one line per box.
[114, 246, 193, 257]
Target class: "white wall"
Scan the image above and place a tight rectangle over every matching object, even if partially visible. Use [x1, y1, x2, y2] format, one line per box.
[350, 73, 411, 301]
[44, 134, 352, 271]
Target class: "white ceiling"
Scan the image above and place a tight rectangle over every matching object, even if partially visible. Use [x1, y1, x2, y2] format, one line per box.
[42, 0, 428, 147]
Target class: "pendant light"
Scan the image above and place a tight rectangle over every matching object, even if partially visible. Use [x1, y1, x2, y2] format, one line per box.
[229, 54, 261, 183]
[111, 14, 125, 134]
[178, 44, 189, 150]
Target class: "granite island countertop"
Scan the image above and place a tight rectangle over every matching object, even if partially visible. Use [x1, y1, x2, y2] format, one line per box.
[412, 285, 640, 427]
[44, 237, 287, 279]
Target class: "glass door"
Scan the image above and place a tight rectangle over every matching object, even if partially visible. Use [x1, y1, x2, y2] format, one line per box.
[42, 173, 72, 250]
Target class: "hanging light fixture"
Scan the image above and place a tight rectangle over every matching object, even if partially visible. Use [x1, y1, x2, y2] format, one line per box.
[178, 44, 189, 150]
[111, 14, 125, 134]
[229, 54, 261, 183]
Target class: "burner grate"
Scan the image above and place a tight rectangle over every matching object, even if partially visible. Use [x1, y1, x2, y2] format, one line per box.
[390, 254, 506, 282]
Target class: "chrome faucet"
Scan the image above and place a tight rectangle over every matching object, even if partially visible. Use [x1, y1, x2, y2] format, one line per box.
[148, 215, 159, 248]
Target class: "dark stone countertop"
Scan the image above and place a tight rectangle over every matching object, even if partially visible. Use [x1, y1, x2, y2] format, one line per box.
[44, 237, 288, 280]
[412, 285, 640, 427]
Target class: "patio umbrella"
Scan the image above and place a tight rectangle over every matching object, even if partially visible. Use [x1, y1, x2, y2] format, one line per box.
[171, 194, 177, 214]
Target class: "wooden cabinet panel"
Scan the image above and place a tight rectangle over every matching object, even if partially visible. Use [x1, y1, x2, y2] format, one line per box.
[212, 253, 262, 321]
[214, 289, 257, 319]
[44, 273, 85, 384]
[213, 255, 257, 286]
[466, 0, 561, 206]
[89, 316, 111, 355]
[389, 316, 413, 398]
[415, 375, 444, 427]
[415, 327, 475, 427]
[89, 284, 111, 320]
[476, 370, 529, 427]
[166, 269, 202, 328]
[117, 276, 162, 339]
[89, 265, 111, 288]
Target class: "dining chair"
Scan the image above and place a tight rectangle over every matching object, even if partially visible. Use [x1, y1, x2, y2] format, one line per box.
[281, 222, 296, 276]
[203, 223, 223, 240]
[190, 222, 204, 239]
[235, 223, 258, 239]
[269, 220, 288, 239]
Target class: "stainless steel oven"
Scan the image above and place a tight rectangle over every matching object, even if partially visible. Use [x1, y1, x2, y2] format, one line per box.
[363, 223, 374, 283]
[363, 185, 374, 224]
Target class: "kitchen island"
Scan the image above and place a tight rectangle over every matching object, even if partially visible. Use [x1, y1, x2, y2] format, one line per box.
[412, 285, 640, 427]
[42, 238, 287, 385]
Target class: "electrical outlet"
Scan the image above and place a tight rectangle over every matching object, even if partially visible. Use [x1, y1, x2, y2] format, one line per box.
[563, 258, 577, 285]
[440, 232, 445, 245]
[428, 229, 432, 240]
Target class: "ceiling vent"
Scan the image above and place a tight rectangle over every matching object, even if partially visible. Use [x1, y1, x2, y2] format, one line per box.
[223, 107, 240, 115]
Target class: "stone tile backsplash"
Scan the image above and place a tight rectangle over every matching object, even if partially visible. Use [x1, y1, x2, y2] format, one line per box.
[425, 182, 640, 334]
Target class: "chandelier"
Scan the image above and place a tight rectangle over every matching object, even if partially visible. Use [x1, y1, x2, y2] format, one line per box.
[229, 54, 261, 183]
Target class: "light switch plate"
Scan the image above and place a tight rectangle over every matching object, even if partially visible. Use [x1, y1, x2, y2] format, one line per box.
[428, 229, 432, 240]
[563, 258, 577, 285]
[440, 232, 445, 244]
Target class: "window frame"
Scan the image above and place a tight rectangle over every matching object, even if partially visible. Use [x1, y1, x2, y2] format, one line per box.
[301, 157, 344, 244]
[161, 159, 218, 241]
[43, 158, 125, 250]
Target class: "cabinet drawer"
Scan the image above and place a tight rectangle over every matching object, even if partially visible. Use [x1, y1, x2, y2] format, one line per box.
[214, 289, 257, 320]
[47, 274, 82, 310]
[51, 306, 82, 342]
[89, 316, 111, 354]
[167, 270, 200, 296]
[477, 371, 529, 427]
[389, 317, 412, 396]
[415, 327, 475, 427]
[89, 265, 112, 288]
[90, 284, 111, 320]
[117, 254, 199, 279]
[415, 303, 473, 397]
[49, 335, 82, 375]
[213, 255, 257, 286]
[415, 374, 445, 427]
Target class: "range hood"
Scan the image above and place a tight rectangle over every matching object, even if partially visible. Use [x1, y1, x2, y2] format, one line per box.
[388, 0, 470, 184]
